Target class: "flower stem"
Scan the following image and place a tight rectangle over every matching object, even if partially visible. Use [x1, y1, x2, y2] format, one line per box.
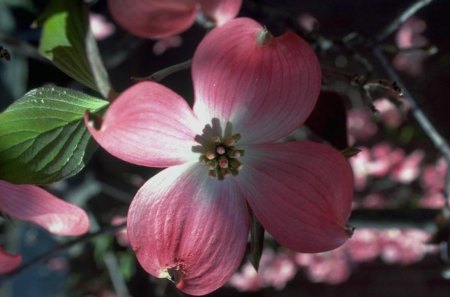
[132, 59, 192, 82]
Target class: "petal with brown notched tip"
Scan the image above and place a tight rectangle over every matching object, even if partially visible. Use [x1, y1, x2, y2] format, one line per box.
[238, 141, 354, 253]
[192, 18, 321, 144]
[85, 82, 202, 168]
[127, 163, 250, 295]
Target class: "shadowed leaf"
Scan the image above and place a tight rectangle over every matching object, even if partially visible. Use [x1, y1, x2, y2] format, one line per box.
[0, 86, 108, 184]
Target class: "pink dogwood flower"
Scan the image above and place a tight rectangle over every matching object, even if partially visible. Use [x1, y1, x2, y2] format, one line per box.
[86, 18, 353, 295]
[0, 245, 21, 274]
[108, 0, 242, 39]
[0, 180, 90, 273]
[393, 17, 430, 76]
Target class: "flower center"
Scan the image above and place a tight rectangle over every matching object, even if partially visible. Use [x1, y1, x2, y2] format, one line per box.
[192, 119, 244, 180]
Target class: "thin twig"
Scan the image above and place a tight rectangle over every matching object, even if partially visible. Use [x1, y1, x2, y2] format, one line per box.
[90, 215, 131, 297]
[373, 46, 450, 206]
[131, 59, 192, 82]
[0, 222, 126, 281]
[0, 31, 49, 63]
[375, 0, 434, 43]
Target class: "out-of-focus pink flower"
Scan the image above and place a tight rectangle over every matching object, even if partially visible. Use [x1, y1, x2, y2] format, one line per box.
[391, 150, 424, 184]
[0, 180, 90, 274]
[89, 13, 115, 40]
[0, 246, 21, 274]
[47, 256, 68, 272]
[420, 191, 446, 208]
[350, 147, 371, 190]
[350, 144, 405, 190]
[373, 98, 407, 128]
[361, 193, 388, 209]
[347, 109, 377, 145]
[86, 18, 353, 295]
[294, 228, 437, 285]
[393, 17, 429, 76]
[379, 228, 436, 265]
[419, 158, 448, 208]
[229, 249, 297, 291]
[421, 158, 447, 192]
[111, 216, 128, 246]
[108, 0, 242, 39]
[296, 247, 351, 285]
[297, 13, 319, 33]
[346, 228, 380, 262]
[153, 35, 183, 55]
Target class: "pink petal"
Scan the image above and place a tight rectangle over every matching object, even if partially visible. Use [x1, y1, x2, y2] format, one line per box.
[108, 0, 198, 39]
[127, 163, 250, 295]
[198, 0, 242, 26]
[0, 246, 21, 274]
[85, 82, 202, 168]
[238, 141, 353, 252]
[192, 18, 321, 144]
[0, 181, 89, 236]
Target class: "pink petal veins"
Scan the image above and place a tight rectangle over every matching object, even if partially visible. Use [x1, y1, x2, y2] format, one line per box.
[108, 0, 198, 39]
[0, 246, 21, 274]
[238, 141, 354, 253]
[127, 163, 250, 295]
[85, 82, 202, 168]
[198, 0, 242, 26]
[0, 181, 89, 236]
[192, 18, 321, 144]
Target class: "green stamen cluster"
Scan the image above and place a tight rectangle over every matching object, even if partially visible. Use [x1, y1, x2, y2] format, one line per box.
[199, 133, 244, 180]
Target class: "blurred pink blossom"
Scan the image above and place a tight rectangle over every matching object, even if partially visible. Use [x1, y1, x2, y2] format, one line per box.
[347, 109, 377, 145]
[393, 17, 429, 76]
[420, 191, 446, 208]
[420, 158, 448, 208]
[295, 228, 437, 285]
[89, 13, 115, 40]
[153, 35, 183, 55]
[229, 249, 297, 291]
[346, 228, 380, 262]
[390, 149, 424, 184]
[111, 216, 128, 246]
[297, 13, 318, 33]
[295, 247, 351, 285]
[421, 157, 447, 192]
[378, 228, 436, 265]
[360, 193, 388, 209]
[47, 257, 68, 272]
[373, 98, 407, 128]
[350, 144, 405, 190]
[108, 0, 242, 39]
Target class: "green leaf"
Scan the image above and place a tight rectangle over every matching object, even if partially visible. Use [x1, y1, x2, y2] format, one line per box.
[248, 213, 265, 271]
[118, 252, 135, 281]
[0, 86, 108, 184]
[37, 0, 111, 98]
[93, 235, 113, 263]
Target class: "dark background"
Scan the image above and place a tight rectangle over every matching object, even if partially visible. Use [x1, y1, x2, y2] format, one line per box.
[1, 0, 450, 296]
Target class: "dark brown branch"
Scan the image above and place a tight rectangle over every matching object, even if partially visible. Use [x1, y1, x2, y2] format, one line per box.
[373, 46, 450, 206]
[131, 59, 192, 82]
[0, 222, 126, 281]
[0, 31, 48, 63]
[375, 0, 434, 43]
